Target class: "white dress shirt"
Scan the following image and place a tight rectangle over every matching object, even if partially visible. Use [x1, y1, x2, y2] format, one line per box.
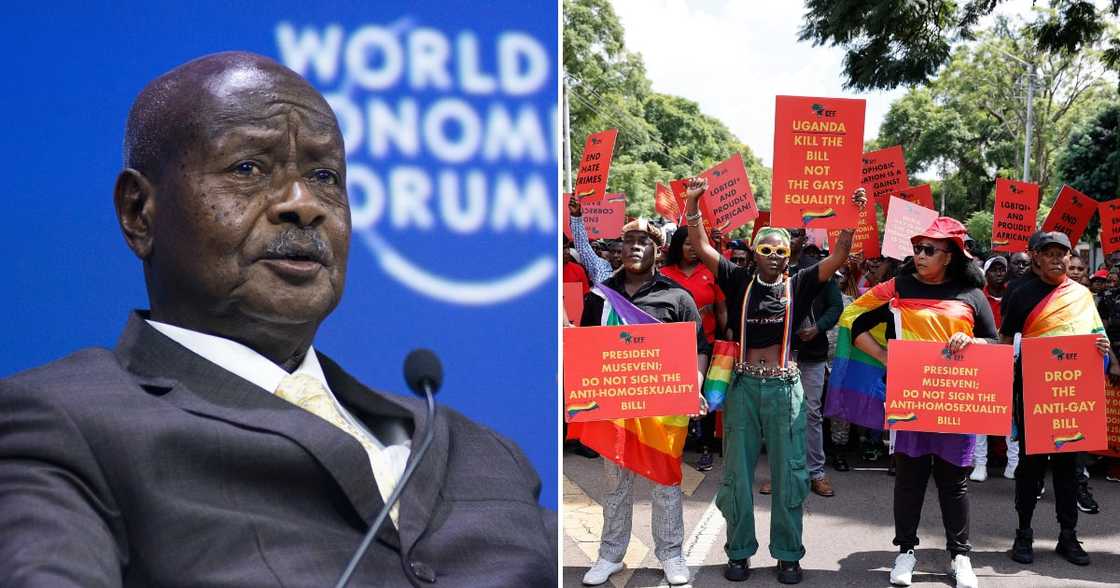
[146, 320, 411, 523]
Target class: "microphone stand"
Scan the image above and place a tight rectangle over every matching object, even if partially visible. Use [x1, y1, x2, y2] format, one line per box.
[335, 383, 437, 588]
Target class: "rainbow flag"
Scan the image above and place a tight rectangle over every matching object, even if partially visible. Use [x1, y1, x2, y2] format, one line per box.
[1022, 278, 1104, 338]
[825, 279, 978, 429]
[802, 208, 836, 225]
[570, 284, 689, 486]
[702, 340, 738, 411]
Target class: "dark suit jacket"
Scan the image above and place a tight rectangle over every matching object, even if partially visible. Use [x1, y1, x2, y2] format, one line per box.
[0, 314, 556, 587]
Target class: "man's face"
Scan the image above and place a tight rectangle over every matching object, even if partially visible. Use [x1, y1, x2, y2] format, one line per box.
[1032, 244, 1070, 284]
[1108, 251, 1120, 269]
[985, 262, 1007, 287]
[608, 242, 623, 269]
[788, 228, 806, 256]
[1092, 279, 1108, 294]
[621, 230, 656, 274]
[730, 249, 749, 267]
[1009, 252, 1031, 279]
[150, 68, 349, 333]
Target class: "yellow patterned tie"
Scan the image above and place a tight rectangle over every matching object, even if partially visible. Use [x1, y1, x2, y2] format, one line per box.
[275, 373, 399, 526]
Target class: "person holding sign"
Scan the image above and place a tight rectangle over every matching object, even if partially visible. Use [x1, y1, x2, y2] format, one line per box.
[997, 231, 1119, 567]
[684, 178, 866, 585]
[661, 227, 728, 472]
[831, 217, 995, 588]
[574, 218, 710, 587]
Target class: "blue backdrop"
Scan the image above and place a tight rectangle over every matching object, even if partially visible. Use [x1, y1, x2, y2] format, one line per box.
[3, 2, 558, 506]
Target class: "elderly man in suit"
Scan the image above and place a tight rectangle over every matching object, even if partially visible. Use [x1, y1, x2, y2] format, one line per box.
[0, 52, 555, 587]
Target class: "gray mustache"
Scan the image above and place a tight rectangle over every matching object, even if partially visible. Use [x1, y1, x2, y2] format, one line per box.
[264, 228, 330, 264]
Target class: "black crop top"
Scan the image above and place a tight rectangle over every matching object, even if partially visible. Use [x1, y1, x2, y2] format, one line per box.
[716, 257, 827, 348]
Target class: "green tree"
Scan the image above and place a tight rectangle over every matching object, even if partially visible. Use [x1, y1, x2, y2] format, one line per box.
[800, 0, 1120, 91]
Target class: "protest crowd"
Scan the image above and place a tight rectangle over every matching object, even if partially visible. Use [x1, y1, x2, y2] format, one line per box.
[562, 120, 1120, 588]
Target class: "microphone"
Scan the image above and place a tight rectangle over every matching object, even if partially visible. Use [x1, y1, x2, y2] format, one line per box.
[335, 349, 443, 588]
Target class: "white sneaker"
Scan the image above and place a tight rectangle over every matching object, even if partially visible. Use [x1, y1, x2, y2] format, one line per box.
[950, 554, 978, 588]
[969, 467, 988, 482]
[582, 559, 623, 586]
[890, 550, 917, 586]
[661, 556, 690, 585]
[1004, 464, 1016, 479]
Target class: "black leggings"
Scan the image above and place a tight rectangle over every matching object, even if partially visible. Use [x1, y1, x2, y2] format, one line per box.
[893, 453, 971, 556]
[1015, 450, 1078, 531]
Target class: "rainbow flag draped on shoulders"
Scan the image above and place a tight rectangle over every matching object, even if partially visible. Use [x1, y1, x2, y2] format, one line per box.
[568, 284, 689, 486]
[1022, 278, 1104, 338]
[825, 280, 894, 429]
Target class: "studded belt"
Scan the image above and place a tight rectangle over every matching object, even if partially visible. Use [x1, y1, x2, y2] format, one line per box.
[733, 361, 799, 378]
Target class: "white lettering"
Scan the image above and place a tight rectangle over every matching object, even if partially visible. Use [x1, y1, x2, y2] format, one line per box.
[390, 167, 435, 229]
[498, 32, 548, 95]
[424, 99, 482, 163]
[440, 171, 487, 233]
[491, 173, 552, 232]
[407, 27, 452, 90]
[483, 104, 547, 162]
[457, 32, 496, 94]
[367, 98, 420, 158]
[346, 26, 404, 90]
[276, 23, 343, 84]
[346, 165, 386, 229]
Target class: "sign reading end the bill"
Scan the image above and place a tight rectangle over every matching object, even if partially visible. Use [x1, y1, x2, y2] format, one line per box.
[563, 322, 700, 422]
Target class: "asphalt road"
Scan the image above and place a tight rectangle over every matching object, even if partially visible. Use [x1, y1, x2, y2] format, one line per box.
[563, 447, 1120, 587]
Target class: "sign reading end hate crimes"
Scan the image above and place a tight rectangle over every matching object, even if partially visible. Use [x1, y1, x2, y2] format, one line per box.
[885, 340, 1014, 435]
[563, 322, 700, 422]
[1022, 335, 1108, 454]
[699, 152, 759, 233]
[772, 96, 866, 229]
[1041, 185, 1096, 245]
[991, 178, 1039, 252]
[574, 129, 618, 203]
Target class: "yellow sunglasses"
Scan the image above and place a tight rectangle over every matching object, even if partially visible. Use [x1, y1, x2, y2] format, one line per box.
[755, 244, 790, 257]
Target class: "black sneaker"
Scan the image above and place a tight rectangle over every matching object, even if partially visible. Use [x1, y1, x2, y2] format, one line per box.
[724, 559, 750, 582]
[831, 454, 851, 472]
[1076, 484, 1100, 514]
[777, 560, 802, 584]
[1056, 529, 1090, 566]
[1011, 528, 1034, 564]
[697, 450, 714, 472]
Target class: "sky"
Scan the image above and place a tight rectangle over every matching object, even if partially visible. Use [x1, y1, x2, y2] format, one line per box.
[610, 0, 1038, 168]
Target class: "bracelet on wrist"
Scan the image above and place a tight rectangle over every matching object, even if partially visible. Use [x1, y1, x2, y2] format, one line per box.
[685, 210, 703, 222]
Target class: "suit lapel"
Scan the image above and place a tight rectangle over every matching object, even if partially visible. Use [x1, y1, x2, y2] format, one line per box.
[319, 353, 449, 553]
[114, 313, 400, 549]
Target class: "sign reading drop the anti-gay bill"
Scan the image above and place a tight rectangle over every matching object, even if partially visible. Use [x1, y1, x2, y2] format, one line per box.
[1022, 335, 1108, 455]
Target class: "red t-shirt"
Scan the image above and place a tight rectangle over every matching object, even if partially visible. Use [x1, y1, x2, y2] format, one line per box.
[660, 264, 725, 343]
[564, 261, 590, 295]
[983, 286, 1002, 328]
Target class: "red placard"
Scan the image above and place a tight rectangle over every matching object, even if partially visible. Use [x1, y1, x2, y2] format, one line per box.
[1094, 379, 1120, 458]
[1097, 199, 1120, 255]
[881, 196, 939, 261]
[749, 211, 771, 243]
[1021, 335, 1108, 455]
[574, 128, 618, 203]
[1042, 185, 1096, 245]
[862, 146, 908, 213]
[698, 153, 759, 233]
[654, 182, 681, 221]
[563, 322, 700, 422]
[670, 178, 713, 233]
[562, 192, 625, 240]
[884, 340, 1014, 435]
[563, 282, 584, 326]
[771, 95, 866, 229]
[827, 200, 880, 257]
[898, 184, 934, 210]
[991, 179, 1040, 252]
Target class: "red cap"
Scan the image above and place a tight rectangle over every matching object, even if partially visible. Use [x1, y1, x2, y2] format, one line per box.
[910, 217, 972, 259]
[1092, 269, 1110, 281]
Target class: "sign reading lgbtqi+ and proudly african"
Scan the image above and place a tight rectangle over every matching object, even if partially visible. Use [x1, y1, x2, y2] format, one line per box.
[698, 153, 759, 233]
[771, 96, 866, 229]
[884, 340, 1014, 435]
[991, 178, 1040, 252]
[1022, 335, 1108, 455]
[861, 146, 908, 213]
[563, 322, 700, 422]
[575, 129, 618, 203]
[1041, 185, 1096, 245]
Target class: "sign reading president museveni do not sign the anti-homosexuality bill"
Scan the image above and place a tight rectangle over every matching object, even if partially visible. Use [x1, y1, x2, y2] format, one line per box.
[885, 340, 1014, 435]
[771, 95, 866, 229]
[563, 322, 700, 422]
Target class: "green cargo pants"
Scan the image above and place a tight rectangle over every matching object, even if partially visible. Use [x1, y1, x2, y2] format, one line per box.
[716, 371, 809, 562]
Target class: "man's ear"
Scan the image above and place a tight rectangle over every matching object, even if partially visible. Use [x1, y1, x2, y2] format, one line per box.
[114, 168, 156, 259]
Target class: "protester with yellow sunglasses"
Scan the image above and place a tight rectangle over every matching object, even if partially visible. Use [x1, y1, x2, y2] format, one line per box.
[684, 178, 865, 584]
